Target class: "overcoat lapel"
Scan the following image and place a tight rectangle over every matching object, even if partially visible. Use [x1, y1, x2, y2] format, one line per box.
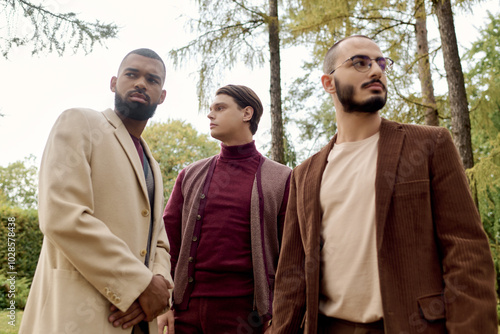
[103, 108, 150, 203]
[141, 139, 164, 219]
[375, 119, 405, 249]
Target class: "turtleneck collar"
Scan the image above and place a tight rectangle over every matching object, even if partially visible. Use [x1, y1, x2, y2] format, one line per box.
[219, 140, 258, 160]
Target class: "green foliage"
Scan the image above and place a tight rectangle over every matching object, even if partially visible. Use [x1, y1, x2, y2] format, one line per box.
[464, 11, 500, 163]
[0, 205, 42, 310]
[1, 0, 118, 58]
[0, 155, 38, 209]
[169, 0, 268, 108]
[464, 10, 500, 307]
[0, 273, 31, 309]
[143, 120, 220, 200]
[467, 136, 500, 297]
[0, 205, 42, 282]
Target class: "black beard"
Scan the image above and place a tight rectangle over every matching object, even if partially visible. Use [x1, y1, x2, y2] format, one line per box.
[335, 78, 387, 114]
[115, 91, 157, 121]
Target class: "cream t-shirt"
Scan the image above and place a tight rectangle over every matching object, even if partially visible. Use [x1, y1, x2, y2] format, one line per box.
[318, 132, 383, 323]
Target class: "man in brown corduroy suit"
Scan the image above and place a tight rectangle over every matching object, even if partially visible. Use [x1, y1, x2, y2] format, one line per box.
[272, 35, 497, 334]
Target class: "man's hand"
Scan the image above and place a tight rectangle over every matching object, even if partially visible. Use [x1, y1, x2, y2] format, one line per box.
[138, 275, 173, 322]
[108, 300, 145, 329]
[157, 310, 175, 334]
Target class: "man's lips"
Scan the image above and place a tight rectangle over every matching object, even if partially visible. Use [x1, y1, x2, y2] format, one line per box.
[128, 91, 150, 104]
[362, 79, 385, 91]
[210, 123, 217, 129]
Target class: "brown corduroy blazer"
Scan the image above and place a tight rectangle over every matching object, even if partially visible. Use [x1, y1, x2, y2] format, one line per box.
[272, 118, 497, 334]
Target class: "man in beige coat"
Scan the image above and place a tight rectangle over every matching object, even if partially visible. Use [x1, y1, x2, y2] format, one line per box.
[20, 48, 173, 334]
[272, 36, 497, 333]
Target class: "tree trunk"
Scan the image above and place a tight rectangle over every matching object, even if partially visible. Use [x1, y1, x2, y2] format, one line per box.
[268, 0, 285, 164]
[415, 0, 439, 126]
[432, 0, 474, 169]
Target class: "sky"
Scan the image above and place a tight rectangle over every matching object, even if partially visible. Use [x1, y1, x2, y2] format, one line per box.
[0, 0, 499, 167]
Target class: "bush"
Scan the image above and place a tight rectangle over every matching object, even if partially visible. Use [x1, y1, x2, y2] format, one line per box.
[0, 273, 31, 309]
[0, 204, 43, 309]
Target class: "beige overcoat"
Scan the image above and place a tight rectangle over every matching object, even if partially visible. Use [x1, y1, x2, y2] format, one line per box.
[20, 108, 172, 334]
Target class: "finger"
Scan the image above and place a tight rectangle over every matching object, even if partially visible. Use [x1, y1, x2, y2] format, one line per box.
[166, 311, 175, 334]
[122, 311, 146, 329]
[114, 307, 144, 328]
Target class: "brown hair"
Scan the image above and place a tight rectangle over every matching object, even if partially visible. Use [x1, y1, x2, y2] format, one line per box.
[323, 35, 372, 74]
[216, 85, 263, 135]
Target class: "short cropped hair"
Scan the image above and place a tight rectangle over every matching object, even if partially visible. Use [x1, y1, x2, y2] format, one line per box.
[323, 35, 372, 74]
[216, 85, 263, 135]
[122, 48, 166, 76]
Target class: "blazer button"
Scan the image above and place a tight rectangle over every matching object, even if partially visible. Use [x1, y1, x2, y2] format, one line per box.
[200, 193, 206, 199]
[196, 214, 201, 220]
[114, 296, 121, 304]
[141, 209, 149, 217]
[188, 257, 194, 263]
[188, 277, 194, 283]
[140, 249, 147, 256]
[192, 236, 198, 242]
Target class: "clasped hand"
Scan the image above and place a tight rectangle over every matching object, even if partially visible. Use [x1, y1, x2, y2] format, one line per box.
[108, 275, 172, 329]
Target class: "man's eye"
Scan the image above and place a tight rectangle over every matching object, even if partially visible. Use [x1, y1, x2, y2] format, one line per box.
[353, 58, 367, 67]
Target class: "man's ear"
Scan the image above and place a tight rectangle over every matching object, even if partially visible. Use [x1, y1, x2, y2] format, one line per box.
[158, 89, 167, 105]
[242, 106, 254, 122]
[110, 76, 117, 93]
[321, 73, 336, 95]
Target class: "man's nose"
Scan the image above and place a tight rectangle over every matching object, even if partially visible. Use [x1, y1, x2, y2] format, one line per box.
[134, 78, 146, 90]
[369, 60, 383, 78]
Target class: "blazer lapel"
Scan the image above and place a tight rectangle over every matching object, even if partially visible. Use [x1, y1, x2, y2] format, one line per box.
[103, 109, 150, 202]
[375, 118, 405, 249]
[301, 135, 336, 247]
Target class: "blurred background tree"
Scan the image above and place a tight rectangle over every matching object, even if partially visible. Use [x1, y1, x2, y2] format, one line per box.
[143, 120, 220, 200]
[1, 0, 118, 58]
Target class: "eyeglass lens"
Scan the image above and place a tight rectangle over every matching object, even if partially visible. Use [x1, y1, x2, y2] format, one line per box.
[352, 56, 388, 72]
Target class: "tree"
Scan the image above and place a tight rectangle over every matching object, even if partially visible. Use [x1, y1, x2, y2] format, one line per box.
[169, 0, 287, 163]
[415, 0, 439, 126]
[431, 0, 474, 168]
[463, 11, 500, 162]
[463, 10, 500, 299]
[1, 0, 118, 58]
[142, 120, 220, 200]
[0, 155, 38, 209]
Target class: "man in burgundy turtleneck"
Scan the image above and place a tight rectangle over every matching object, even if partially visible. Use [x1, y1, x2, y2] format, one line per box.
[158, 85, 291, 334]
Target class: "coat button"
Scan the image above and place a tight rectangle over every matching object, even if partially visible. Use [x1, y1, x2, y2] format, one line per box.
[140, 249, 147, 256]
[188, 277, 194, 283]
[141, 209, 149, 217]
[196, 214, 201, 220]
[192, 236, 198, 242]
[200, 193, 206, 199]
[188, 257, 194, 263]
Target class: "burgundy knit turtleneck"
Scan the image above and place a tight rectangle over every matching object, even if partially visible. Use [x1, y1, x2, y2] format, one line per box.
[191, 140, 261, 298]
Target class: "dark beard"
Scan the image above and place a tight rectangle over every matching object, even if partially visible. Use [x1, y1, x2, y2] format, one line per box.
[115, 90, 158, 121]
[335, 77, 387, 113]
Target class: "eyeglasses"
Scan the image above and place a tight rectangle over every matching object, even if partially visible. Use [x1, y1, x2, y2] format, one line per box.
[329, 55, 394, 75]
